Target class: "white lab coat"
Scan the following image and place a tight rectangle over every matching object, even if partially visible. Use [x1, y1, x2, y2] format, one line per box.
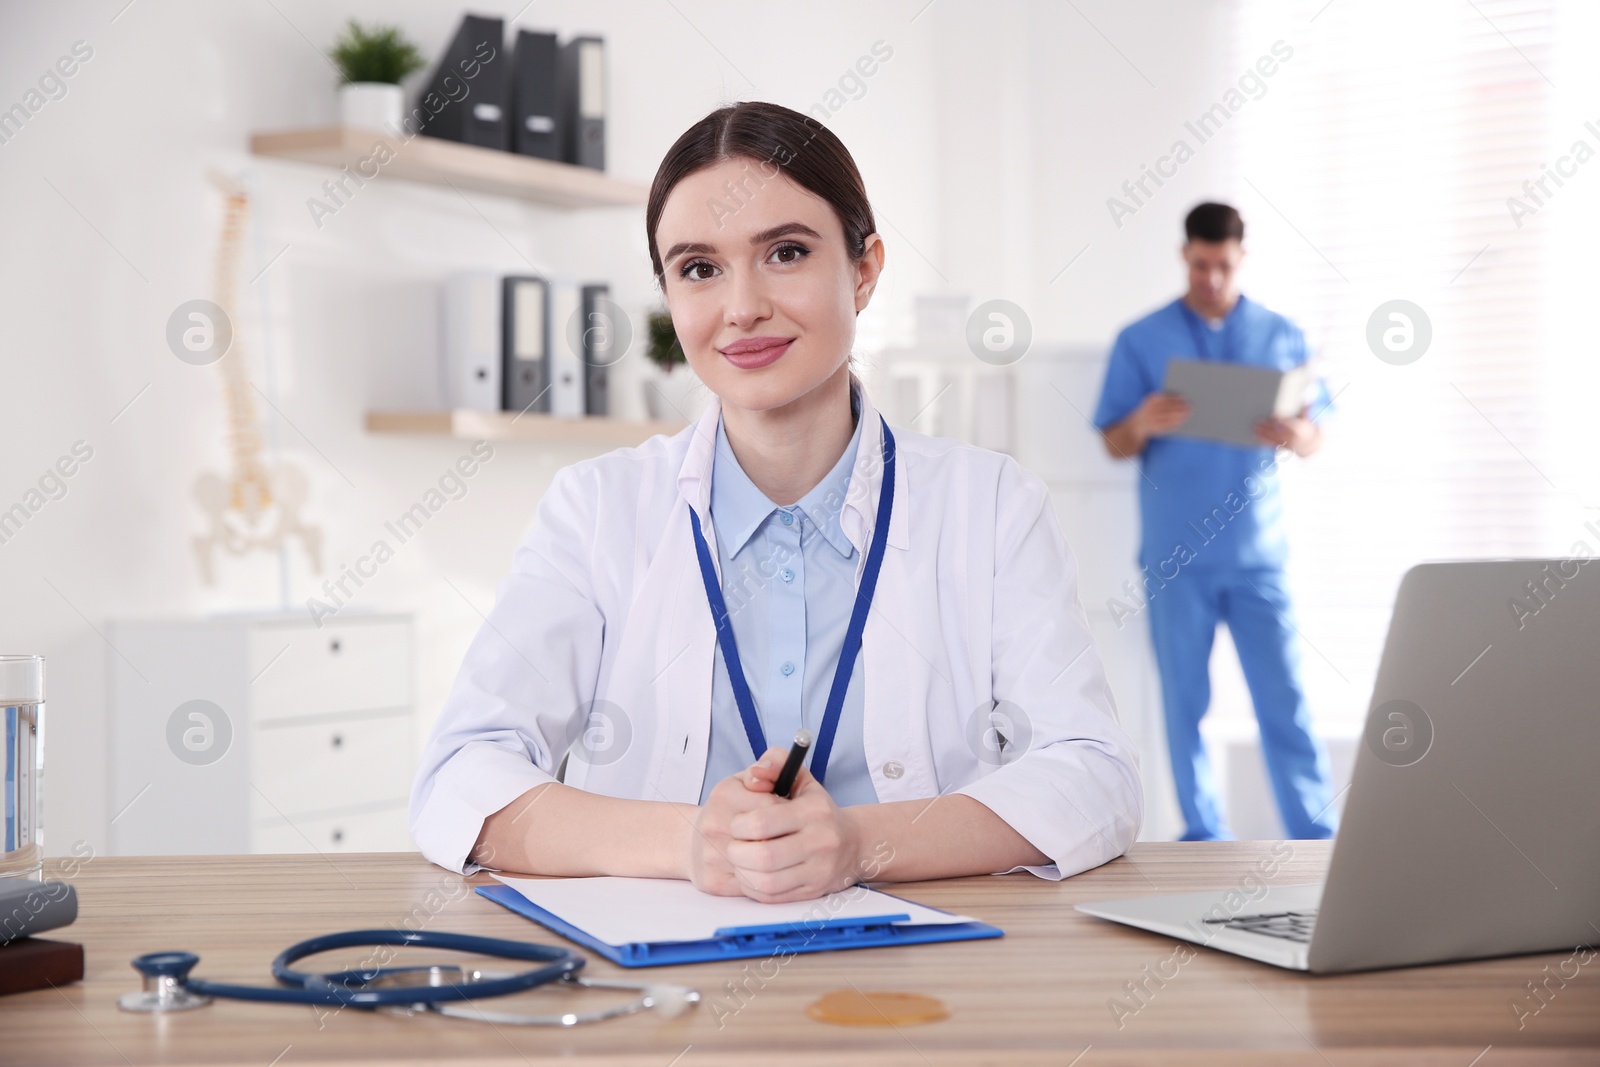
[409, 374, 1143, 878]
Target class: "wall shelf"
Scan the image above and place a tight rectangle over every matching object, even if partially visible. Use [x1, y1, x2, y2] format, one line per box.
[365, 410, 685, 446]
[249, 127, 649, 209]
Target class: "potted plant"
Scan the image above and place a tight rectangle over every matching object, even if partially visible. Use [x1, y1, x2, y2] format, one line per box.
[644, 309, 702, 421]
[646, 310, 687, 374]
[331, 19, 426, 132]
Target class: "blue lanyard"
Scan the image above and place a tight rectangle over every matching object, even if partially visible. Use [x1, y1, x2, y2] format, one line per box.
[687, 414, 896, 786]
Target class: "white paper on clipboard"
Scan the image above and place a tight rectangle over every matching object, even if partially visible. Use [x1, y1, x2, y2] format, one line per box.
[490, 874, 977, 945]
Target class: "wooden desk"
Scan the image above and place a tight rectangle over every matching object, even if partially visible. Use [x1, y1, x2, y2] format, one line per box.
[4, 843, 1596, 1065]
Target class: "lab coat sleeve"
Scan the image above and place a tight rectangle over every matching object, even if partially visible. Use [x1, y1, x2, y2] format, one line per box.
[954, 457, 1144, 880]
[408, 462, 606, 875]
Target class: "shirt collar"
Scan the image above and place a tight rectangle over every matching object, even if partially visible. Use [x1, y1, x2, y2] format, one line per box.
[678, 370, 910, 569]
[710, 383, 863, 559]
[1177, 292, 1250, 326]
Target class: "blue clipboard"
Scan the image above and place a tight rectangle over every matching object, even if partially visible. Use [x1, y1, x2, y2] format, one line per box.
[475, 883, 1004, 968]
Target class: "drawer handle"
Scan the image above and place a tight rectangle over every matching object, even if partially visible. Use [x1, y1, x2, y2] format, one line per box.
[330, 733, 343, 749]
[329, 638, 342, 654]
[331, 828, 344, 845]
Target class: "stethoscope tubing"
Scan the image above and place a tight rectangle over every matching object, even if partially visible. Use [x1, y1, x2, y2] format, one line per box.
[176, 929, 583, 1007]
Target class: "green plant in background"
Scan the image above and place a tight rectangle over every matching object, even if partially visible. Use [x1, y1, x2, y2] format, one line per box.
[647, 310, 687, 373]
[330, 20, 426, 85]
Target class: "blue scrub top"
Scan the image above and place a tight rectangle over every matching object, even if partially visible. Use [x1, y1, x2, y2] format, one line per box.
[697, 382, 879, 807]
[1092, 295, 1332, 572]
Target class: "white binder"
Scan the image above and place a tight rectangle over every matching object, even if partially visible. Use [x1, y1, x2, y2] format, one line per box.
[440, 271, 501, 412]
[547, 278, 585, 418]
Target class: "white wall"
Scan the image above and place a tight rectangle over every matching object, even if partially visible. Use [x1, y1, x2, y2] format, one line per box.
[925, 2, 1243, 838]
[0, 0, 1239, 856]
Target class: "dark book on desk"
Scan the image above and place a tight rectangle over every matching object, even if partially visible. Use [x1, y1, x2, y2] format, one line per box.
[0, 879, 78, 945]
[415, 14, 509, 149]
[0, 937, 84, 995]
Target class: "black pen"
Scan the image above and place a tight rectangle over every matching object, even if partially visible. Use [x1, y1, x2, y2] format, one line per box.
[772, 729, 813, 799]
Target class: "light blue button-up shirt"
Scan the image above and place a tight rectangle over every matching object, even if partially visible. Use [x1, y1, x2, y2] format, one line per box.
[697, 383, 879, 807]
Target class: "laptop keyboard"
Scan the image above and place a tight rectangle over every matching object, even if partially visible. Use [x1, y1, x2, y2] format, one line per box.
[1202, 909, 1318, 943]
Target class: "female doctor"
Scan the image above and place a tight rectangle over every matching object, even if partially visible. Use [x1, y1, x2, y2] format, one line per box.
[409, 101, 1142, 903]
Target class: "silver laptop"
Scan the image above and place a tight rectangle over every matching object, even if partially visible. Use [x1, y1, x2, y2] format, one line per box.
[1077, 559, 1600, 973]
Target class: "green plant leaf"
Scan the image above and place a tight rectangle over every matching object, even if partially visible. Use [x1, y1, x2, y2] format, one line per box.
[646, 310, 687, 372]
[330, 18, 427, 85]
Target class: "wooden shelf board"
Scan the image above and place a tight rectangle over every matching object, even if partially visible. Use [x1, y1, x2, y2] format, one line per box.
[365, 410, 686, 446]
[249, 126, 648, 209]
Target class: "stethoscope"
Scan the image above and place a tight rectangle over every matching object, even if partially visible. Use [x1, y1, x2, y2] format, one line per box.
[118, 929, 701, 1026]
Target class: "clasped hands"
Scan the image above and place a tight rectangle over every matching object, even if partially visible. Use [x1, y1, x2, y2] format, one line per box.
[687, 746, 865, 904]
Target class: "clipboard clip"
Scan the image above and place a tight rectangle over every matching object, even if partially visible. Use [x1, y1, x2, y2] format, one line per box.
[710, 913, 914, 949]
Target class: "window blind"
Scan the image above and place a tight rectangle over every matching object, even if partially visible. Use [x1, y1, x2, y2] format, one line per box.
[1215, 0, 1590, 734]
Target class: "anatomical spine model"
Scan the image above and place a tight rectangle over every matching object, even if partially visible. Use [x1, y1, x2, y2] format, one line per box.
[192, 171, 322, 587]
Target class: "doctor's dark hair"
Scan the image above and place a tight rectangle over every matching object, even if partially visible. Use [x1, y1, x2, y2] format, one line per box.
[1185, 202, 1245, 244]
[645, 101, 877, 283]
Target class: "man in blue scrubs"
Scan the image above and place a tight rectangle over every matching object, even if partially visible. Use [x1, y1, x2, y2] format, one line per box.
[1092, 202, 1337, 841]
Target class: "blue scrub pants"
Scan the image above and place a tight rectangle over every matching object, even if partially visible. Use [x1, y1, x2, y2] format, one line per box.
[1145, 566, 1337, 841]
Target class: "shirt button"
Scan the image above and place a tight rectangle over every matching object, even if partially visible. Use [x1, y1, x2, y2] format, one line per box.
[780, 567, 794, 583]
[882, 760, 904, 779]
[780, 511, 794, 526]
[781, 661, 795, 676]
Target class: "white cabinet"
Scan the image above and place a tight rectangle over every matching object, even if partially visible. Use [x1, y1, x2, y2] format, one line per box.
[246, 622, 410, 722]
[107, 614, 414, 855]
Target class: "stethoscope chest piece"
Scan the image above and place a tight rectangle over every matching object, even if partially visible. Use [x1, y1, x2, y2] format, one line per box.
[119, 952, 212, 1013]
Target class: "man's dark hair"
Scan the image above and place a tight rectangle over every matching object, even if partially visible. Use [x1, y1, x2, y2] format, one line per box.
[1184, 202, 1244, 244]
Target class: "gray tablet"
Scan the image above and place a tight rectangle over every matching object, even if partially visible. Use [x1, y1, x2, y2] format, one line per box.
[1160, 358, 1309, 448]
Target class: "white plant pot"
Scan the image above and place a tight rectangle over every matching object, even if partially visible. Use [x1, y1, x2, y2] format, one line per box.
[644, 366, 707, 423]
[340, 82, 404, 131]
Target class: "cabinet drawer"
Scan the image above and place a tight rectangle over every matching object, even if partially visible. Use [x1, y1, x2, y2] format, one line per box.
[247, 621, 410, 721]
[250, 712, 413, 819]
[250, 804, 412, 854]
